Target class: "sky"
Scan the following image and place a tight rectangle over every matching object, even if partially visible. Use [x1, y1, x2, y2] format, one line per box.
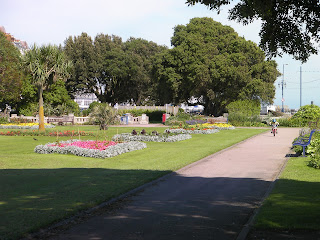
[1, 0, 320, 109]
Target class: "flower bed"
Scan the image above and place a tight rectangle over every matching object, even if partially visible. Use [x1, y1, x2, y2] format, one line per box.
[0, 123, 55, 129]
[112, 133, 192, 142]
[0, 130, 94, 137]
[165, 128, 219, 134]
[202, 123, 235, 130]
[34, 140, 147, 158]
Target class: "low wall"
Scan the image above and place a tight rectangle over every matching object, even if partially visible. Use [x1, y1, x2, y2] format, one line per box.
[10, 114, 90, 124]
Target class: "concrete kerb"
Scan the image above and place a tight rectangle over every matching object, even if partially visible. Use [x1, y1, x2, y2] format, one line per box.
[24, 129, 268, 239]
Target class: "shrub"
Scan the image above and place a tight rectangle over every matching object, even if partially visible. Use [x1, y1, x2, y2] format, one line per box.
[291, 104, 320, 127]
[89, 103, 117, 130]
[0, 117, 9, 124]
[226, 100, 263, 126]
[308, 138, 320, 168]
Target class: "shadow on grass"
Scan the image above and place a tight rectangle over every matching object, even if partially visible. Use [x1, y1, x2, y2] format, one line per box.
[3, 168, 318, 240]
[0, 168, 171, 240]
[1, 167, 275, 240]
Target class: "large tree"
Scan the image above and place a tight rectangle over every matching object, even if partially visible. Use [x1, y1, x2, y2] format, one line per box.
[23, 45, 72, 131]
[153, 17, 279, 115]
[65, 33, 166, 105]
[186, 0, 320, 62]
[0, 32, 24, 115]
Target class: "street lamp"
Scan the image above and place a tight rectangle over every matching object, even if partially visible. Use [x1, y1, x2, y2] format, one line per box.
[278, 64, 288, 112]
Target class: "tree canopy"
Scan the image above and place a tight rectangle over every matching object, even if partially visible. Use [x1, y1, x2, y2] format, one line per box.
[153, 17, 279, 115]
[186, 0, 320, 62]
[64, 33, 166, 105]
[0, 32, 24, 113]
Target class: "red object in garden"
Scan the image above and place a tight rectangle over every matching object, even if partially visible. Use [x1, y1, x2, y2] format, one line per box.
[162, 114, 166, 123]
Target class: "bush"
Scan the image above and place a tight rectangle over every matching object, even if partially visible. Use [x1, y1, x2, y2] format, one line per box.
[90, 103, 117, 130]
[164, 112, 206, 126]
[227, 100, 264, 126]
[308, 138, 320, 168]
[291, 104, 320, 127]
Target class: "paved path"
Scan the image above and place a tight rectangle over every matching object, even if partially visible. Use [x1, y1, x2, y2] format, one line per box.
[51, 128, 299, 240]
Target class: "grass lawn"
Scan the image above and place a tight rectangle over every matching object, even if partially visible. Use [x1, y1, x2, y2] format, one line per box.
[0, 126, 266, 239]
[254, 157, 320, 230]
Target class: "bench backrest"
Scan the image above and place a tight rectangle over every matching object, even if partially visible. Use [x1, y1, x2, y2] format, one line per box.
[307, 129, 317, 144]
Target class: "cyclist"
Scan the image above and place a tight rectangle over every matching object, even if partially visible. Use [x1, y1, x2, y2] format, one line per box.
[269, 119, 279, 134]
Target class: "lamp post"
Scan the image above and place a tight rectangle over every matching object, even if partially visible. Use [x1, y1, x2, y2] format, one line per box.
[279, 64, 288, 112]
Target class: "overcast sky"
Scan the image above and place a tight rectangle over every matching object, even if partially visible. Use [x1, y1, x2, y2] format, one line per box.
[2, 0, 320, 109]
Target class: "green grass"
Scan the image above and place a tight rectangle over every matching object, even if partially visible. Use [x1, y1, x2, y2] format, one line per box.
[0, 126, 266, 239]
[254, 157, 320, 230]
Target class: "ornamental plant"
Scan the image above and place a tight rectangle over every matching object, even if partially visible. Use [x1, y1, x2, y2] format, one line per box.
[291, 104, 320, 127]
[112, 133, 192, 142]
[0, 123, 55, 129]
[165, 128, 219, 134]
[34, 140, 147, 158]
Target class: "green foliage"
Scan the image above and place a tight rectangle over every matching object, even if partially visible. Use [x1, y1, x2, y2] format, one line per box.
[0, 32, 24, 110]
[291, 104, 320, 127]
[276, 117, 299, 127]
[0, 117, 9, 124]
[153, 17, 279, 115]
[65, 33, 166, 105]
[90, 103, 118, 130]
[227, 99, 261, 117]
[164, 112, 205, 126]
[308, 136, 320, 168]
[186, 0, 320, 62]
[17, 79, 80, 116]
[227, 99, 264, 126]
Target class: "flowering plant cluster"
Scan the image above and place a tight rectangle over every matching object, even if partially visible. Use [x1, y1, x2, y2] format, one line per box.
[112, 133, 192, 142]
[165, 128, 219, 134]
[0, 130, 94, 137]
[201, 123, 235, 130]
[0, 123, 55, 129]
[48, 130, 95, 137]
[48, 140, 117, 151]
[34, 140, 147, 158]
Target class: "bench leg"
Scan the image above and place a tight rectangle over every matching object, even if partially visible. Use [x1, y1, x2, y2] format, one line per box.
[303, 146, 306, 157]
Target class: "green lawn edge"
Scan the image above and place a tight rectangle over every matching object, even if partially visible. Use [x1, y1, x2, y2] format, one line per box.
[0, 127, 266, 239]
[253, 156, 320, 230]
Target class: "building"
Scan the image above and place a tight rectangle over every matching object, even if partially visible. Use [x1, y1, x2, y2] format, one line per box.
[0, 26, 29, 54]
[74, 93, 99, 110]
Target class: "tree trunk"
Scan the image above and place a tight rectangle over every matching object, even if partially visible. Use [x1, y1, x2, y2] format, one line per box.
[38, 87, 45, 131]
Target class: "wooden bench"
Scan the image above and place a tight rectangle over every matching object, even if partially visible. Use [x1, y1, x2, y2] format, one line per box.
[292, 129, 317, 157]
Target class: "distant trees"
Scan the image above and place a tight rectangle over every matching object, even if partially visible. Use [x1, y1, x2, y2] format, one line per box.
[153, 18, 279, 115]
[186, 0, 320, 62]
[64, 34, 166, 105]
[0, 32, 24, 115]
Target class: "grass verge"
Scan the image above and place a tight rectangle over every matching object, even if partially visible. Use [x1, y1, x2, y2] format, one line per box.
[254, 157, 320, 230]
[0, 126, 265, 239]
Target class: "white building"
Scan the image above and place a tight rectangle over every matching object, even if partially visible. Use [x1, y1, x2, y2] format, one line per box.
[74, 93, 99, 110]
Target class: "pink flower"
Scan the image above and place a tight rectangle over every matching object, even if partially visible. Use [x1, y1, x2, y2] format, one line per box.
[49, 140, 117, 151]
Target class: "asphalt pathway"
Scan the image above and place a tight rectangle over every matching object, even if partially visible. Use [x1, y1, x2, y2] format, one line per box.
[50, 128, 300, 240]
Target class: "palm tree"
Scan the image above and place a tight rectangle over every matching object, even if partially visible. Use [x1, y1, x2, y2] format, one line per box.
[23, 45, 72, 131]
[90, 103, 117, 130]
